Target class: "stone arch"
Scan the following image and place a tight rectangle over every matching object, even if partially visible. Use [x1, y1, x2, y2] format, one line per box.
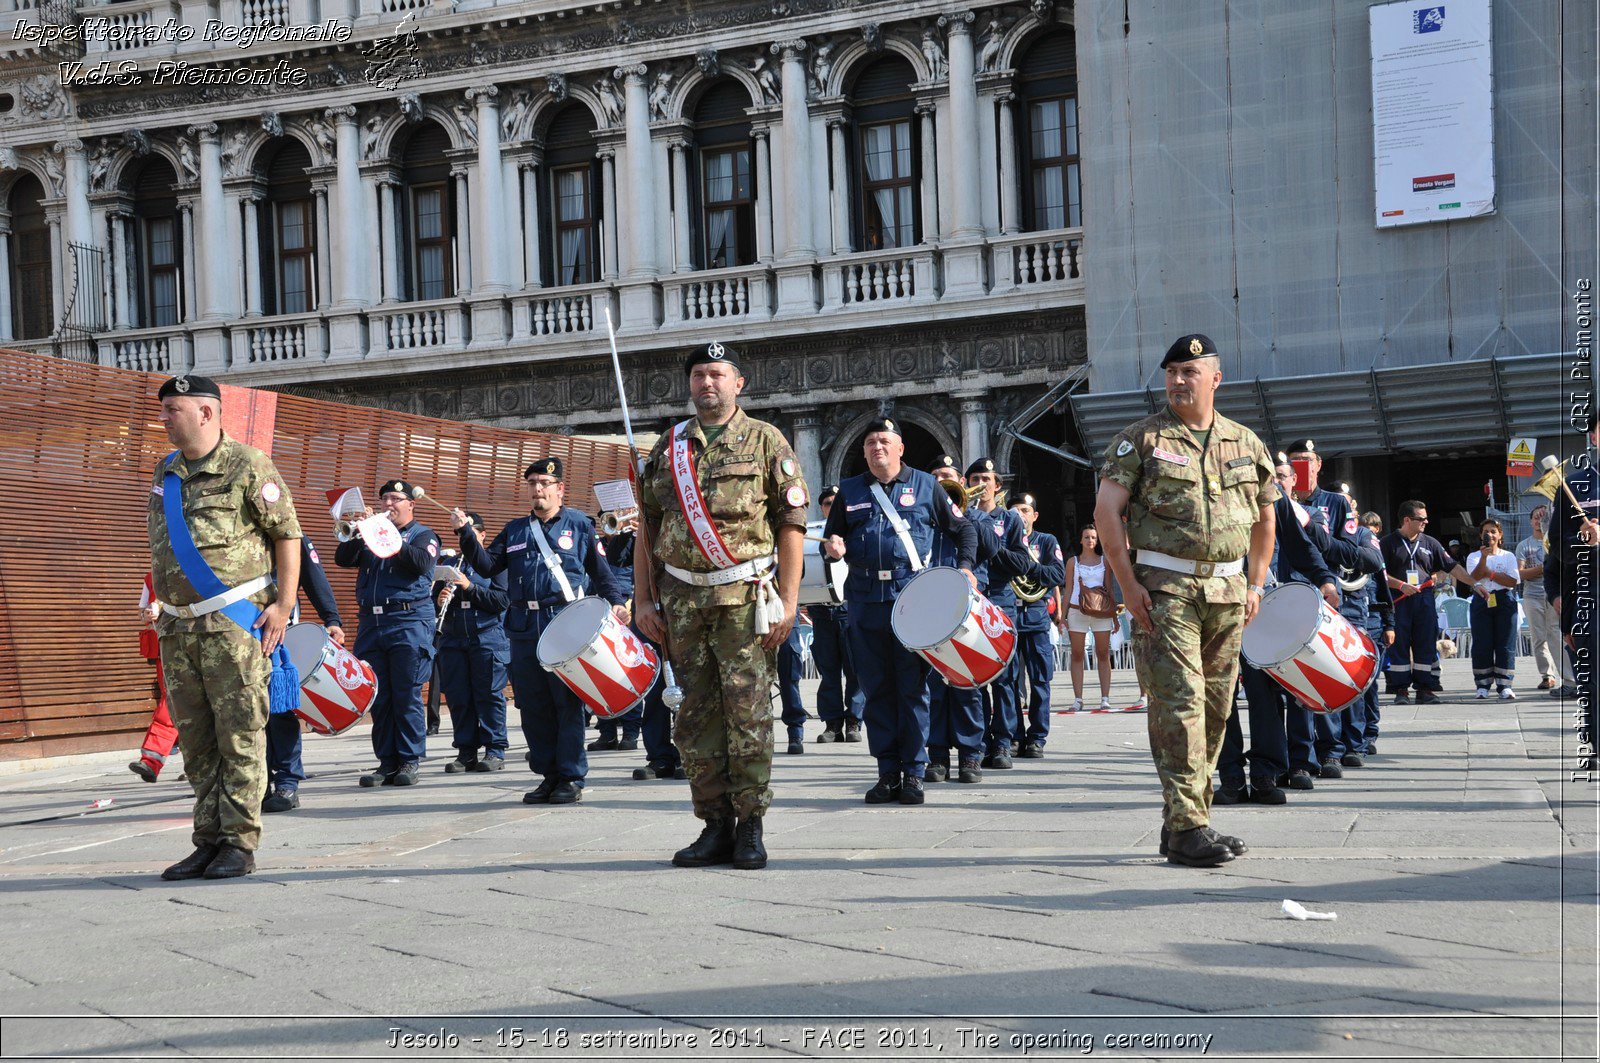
[368, 101, 471, 162]
[996, 10, 1076, 73]
[669, 63, 761, 123]
[526, 86, 610, 142]
[0, 152, 59, 202]
[115, 149, 182, 196]
[246, 126, 321, 178]
[825, 33, 932, 97]
[822, 403, 959, 485]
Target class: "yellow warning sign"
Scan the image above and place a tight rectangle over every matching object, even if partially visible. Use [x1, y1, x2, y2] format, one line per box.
[1507, 437, 1536, 477]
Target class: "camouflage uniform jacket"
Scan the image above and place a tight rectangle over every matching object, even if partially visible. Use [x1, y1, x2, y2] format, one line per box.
[1100, 408, 1277, 604]
[147, 432, 302, 636]
[640, 407, 810, 606]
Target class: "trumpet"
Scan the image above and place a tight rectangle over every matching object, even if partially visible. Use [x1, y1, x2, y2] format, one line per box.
[333, 510, 367, 542]
[1012, 574, 1053, 604]
[938, 479, 985, 508]
[602, 508, 639, 536]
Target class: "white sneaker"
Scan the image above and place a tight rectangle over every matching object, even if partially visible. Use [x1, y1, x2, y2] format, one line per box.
[1072, 698, 1083, 712]
[1134, 694, 1149, 710]
[1499, 687, 1516, 700]
[1099, 697, 1113, 711]
[1475, 687, 1489, 699]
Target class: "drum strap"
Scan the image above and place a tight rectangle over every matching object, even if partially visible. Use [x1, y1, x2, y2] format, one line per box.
[528, 519, 581, 604]
[869, 482, 926, 574]
[159, 452, 299, 713]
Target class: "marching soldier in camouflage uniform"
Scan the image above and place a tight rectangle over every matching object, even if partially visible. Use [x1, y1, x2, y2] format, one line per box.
[635, 341, 809, 871]
[146, 375, 302, 881]
[1094, 335, 1278, 868]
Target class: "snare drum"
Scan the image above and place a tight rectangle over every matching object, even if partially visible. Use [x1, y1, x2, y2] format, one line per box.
[890, 567, 1016, 688]
[537, 598, 661, 719]
[798, 520, 847, 607]
[1242, 582, 1377, 714]
[282, 623, 379, 735]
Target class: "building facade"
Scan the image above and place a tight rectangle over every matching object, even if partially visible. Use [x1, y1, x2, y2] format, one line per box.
[1, 0, 1098, 526]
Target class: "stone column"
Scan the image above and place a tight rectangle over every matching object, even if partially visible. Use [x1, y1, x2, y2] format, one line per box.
[791, 409, 824, 519]
[958, 395, 990, 462]
[47, 216, 64, 326]
[598, 149, 620, 282]
[108, 211, 133, 330]
[378, 179, 401, 302]
[241, 194, 262, 317]
[827, 118, 849, 253]
[521, 157, 543, 288]
[940, 12, 982, 239]
[774, 41, 814, 259]
[178, 202, 198, 322]
[753, 129, 774, 263]
[917, 103, 940, 244]
[618, 65, 658, 279]
[501, 153, 524, 288]
[996, 91, 1021, 234]
[468, 87, 509, 292]
[59, 140, 93, 252]
[671, 139, 693, 272]
[311, 185, 332, 308]
[452, 167, 473, 294]
[328, 107, 369, 307]
[0, 213, 12, 342]
[188, 124, 237, 320]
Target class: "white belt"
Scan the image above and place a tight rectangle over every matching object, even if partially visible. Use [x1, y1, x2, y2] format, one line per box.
[161, 574, 273, 619]
[1136, 550, 1244, 579]
[663, 555, 774, 588]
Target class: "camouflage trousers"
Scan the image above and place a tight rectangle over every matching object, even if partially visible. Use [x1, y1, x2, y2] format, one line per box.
[1131, 587, 1246, 832]
[662, 593, 776, 822]
[159, 628, 270, 852]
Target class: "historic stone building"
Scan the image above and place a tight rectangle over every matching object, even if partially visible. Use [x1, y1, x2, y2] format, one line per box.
[1, 0, 1093, 523]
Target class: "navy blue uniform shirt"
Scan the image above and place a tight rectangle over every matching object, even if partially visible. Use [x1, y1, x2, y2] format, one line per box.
[823, 466, 976, 603]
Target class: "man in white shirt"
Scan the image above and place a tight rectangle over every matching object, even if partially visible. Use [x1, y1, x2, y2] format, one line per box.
[1517, 505, 1575, 695]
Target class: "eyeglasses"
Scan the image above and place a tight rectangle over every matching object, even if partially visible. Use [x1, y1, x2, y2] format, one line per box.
[525, 479, 560, 490]
[1408, 516, 1429, 523]
[379, 494, 408, 504]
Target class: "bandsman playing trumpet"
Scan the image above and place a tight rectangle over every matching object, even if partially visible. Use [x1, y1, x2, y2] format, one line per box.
[454, 458, 627, 806]
[335, 479, 440, 789]
[1007, 493, 1066, 758]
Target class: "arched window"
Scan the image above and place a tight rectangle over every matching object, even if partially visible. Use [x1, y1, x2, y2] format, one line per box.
[259, 139, 315, 315]
[543, 105, 601, 286]
[399, 122, 454, 301]
[130, 158, 182, 328]
[850, 56, 920, 250]
[7, 175, 51, 339]
[1017, 29, 1080, 231]
[693, 80, 755, 270]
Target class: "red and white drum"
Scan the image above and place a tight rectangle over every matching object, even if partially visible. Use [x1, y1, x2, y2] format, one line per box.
[891, 567, 1017, 689]
[537, 597, 660, 719]
[1242, 582, 1377, 714]
[282, 623, 379, 735]
[799, 522, 847, 607]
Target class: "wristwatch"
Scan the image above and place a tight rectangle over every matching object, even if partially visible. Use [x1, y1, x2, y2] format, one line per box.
[1248, 584, 1266, 595]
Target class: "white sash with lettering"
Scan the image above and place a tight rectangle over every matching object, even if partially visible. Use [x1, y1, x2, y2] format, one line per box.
[670, 420, 740, 569]
[528, 519, 580, 604]
[868, 482, 927, 573]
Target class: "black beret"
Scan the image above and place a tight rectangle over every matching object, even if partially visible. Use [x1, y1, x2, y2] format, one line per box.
[378, 479, 416, 497]
[965, 457, 997, 477]
[1010, 493, 1038, 509]
[464, 511, 484, 530]
[1160, 333, 1219, 367]
[819, 485, 840, 503]
[1284, 439, 1316, 456]
[524, 457, 564, 480]
[157, 374, 221, 400]
[929, 454, 961, 473]
[862, 417, 902, 438]
[684, 340, 742, 375]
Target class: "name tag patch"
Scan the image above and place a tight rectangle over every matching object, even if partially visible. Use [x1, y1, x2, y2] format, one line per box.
[1152, 447, 1191, 466]
[150, 484, 164, 496]
[1226, 456, 1254, 469]
[507, 542, 528, 553]
[847, 502, 872, 512]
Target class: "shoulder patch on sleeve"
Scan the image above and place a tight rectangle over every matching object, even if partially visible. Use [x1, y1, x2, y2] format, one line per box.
[785, 484, 808, 509]
[1117, 439, 1134, 457]
[427, 541, 438, 557]
[261, 481, 281, 505]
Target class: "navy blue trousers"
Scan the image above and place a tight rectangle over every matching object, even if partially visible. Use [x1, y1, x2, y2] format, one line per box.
[1013, 620, 1055, 747]
[438, 641, 510, 757]
[850, 600, 931, 776]
[810, 605, 863, 723]
[1387, 591, 1441, 692]
[1469, 596, 1518, 690]
[1219, 660, 1291, 786]
[777, 625, 807, 742]
[983, 602, 1021, 754]
[354, 619, 434, 770]
[926, 674, 986, 761]
[265, 712, 303, 790]
[509, 640, 587, 784]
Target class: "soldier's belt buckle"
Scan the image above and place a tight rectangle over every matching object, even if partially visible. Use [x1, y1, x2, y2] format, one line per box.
[1194, 561, 1216, 578]
[877, 570, 893, 581]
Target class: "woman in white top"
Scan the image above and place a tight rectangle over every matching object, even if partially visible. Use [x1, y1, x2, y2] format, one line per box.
[1065, 526, 1119, 711]
[1465, 518, 1522, 699]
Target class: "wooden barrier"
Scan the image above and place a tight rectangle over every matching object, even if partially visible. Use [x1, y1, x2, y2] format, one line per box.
[0, 350, 630, 762]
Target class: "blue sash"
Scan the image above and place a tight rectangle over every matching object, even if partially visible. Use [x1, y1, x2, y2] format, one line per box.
[160, 452, 299, 713]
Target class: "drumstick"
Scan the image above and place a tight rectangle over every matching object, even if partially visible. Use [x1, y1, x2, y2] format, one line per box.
[1544, 458, 1598, 545]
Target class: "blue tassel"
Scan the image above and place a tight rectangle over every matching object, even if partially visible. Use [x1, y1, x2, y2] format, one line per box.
[268, 644, 300, 715]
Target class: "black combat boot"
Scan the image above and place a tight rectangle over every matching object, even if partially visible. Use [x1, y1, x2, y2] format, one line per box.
[1165, 826, 1235, 867]
[864, 773, 902, 803]
[672, 818, 736, 867]
[161, 845, 219, 881]
[732, 815, 768, 870]
[201, 844, 255, 879]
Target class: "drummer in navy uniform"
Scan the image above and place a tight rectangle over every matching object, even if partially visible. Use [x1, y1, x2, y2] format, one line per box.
[963, 457, 1041, 770]
[1007, 493, 1067, 758]
[453, 458, 627, 805]
[261, 536, 345, 813]
[435, 513, 511, 774]
[335, 479, 439, 788]
[811, 486, 865, 743]
[822, 420, 977, 805]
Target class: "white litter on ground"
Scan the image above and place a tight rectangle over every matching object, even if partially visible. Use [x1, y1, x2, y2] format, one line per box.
[1282, 899, 1337, 921]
